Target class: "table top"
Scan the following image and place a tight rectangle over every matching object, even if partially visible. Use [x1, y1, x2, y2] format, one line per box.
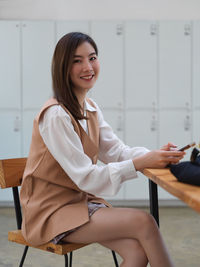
[143, 168, 200, 213]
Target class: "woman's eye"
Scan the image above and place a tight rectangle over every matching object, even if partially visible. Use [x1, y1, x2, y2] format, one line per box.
[73, 59, 81, 63]
[90, 56, 97, 61]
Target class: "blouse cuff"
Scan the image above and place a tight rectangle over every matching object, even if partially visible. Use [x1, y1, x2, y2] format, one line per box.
[108, 159, 138, 185]
[119, 159, 138, 182]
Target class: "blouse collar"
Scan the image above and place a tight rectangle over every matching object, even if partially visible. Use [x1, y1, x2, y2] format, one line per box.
[84, 99, 97, 112]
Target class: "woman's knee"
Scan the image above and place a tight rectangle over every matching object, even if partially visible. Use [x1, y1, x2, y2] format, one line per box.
[135, 210, 159, 240]
[123, 209, 158, 238]
[124, 208, 155, 226]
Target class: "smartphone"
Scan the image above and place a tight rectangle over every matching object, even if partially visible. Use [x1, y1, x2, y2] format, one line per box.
[178, 142, 196, 151]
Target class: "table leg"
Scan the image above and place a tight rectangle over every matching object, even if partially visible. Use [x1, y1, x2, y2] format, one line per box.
[148, 180, 159, 226]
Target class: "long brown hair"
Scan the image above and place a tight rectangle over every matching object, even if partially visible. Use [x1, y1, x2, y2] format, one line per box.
[51, 32, 98, 120]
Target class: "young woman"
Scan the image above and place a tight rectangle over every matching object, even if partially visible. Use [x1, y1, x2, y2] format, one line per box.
[20, 32, 185, 267]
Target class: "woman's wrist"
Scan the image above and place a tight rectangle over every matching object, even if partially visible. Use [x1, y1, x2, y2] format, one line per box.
[132, 155, 145, 172]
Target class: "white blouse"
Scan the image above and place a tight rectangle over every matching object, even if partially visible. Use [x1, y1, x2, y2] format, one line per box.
[39, 98, 149, 197]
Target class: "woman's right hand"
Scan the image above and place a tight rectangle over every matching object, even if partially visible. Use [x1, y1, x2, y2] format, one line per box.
[132, 149, 185, 172]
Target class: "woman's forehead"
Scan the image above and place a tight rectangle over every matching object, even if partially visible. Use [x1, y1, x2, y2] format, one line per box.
[75, 42, 96, 56]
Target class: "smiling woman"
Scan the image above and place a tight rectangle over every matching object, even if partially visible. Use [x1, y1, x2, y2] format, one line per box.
[19, 32, 185, 267]
[51, 32, 99, 120]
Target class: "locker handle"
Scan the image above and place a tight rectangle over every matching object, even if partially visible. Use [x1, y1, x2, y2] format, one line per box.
[14, 116, 20, 132]
[184, 115, 191, 131]
[116, 24, 123, 35]
[150, 24, 157, 36]
[150, 116, 157, 132]
[184, 24, 191, 36]
[116, 116, 123, 132]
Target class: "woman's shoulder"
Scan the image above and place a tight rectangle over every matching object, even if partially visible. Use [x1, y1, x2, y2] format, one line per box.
[40, 104, 72, 127]
[46, 104, 70, 118]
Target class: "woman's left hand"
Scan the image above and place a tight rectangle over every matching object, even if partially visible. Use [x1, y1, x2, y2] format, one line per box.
[161, 142, 178, 151]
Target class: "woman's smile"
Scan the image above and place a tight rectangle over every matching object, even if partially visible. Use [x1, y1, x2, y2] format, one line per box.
[80, 74, 95, 81]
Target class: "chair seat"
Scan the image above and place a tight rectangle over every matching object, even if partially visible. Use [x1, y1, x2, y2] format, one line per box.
[8, 230, 88, 255]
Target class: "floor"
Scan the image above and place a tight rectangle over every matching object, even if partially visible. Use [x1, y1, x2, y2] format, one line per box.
[0, 206, 200, 267]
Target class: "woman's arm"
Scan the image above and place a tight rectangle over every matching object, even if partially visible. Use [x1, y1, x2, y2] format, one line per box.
[93, 100, 185, 170]
[39, 105, 137, 197]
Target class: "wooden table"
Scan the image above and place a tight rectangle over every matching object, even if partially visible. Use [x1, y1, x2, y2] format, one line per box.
[143, 168, 200, 226]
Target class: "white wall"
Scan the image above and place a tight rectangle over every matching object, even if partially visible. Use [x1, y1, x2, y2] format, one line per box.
[0, 0, 200, 20]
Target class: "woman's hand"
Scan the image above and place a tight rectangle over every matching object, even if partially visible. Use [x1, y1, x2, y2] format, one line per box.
[161, 142, 178, 151]
[132, 149, 185, 172]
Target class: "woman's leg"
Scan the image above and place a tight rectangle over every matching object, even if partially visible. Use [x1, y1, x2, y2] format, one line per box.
[100, 238, 148, 267]
[62, 207, 174, 267]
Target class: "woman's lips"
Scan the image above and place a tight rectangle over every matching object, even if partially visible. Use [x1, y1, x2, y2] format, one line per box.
[80, 74, 94, 81]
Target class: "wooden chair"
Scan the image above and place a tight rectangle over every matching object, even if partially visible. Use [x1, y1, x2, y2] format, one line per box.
[0, 158, 119, 267]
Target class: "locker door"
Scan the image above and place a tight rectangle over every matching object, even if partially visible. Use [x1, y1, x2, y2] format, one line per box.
[159, 21, 191, 108]
[90, 21, 124, 109]
[125, 110, 158, 200]
[0, 111, 21, 159]
[193, 21, 200, 109]
[102, 109, 124, 141]
[22, 21, 55, 110]
[125, 21, 158, 108]
[159, 110, 192, 151]
[125, 110, 158, 149]
[0, 21, 21, 109]
[56, 21, 90, 42]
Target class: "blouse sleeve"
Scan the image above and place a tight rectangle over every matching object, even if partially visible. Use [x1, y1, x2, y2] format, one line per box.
[38, 104, 139, 197]
[92, 100, 150, 164]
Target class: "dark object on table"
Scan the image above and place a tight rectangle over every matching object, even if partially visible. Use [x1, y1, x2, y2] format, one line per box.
[170, 148, 200, 186]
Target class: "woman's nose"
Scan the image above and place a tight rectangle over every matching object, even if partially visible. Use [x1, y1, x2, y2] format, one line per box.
[83, 60, 93, 71]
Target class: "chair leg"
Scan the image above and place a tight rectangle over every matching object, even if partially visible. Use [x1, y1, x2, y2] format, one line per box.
[69, 252, 73, 267]
[64, 254, 68, 267]
[19, 246, 29, 267]
[111, 250, 119, 267]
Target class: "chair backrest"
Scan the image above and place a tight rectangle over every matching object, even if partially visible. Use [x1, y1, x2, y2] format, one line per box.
[0, 158, 27, 229]
[0, 158, 27, 189]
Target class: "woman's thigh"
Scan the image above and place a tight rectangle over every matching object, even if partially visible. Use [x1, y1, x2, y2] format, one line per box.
[63, 207, 154, 244]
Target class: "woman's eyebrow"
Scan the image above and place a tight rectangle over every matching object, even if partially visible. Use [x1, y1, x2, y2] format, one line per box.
[74, 52, 96, 58]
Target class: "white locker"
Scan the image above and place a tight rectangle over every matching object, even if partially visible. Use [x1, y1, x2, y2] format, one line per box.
[193, 21, 200, 108]
[90, 21, 124, 109]
[102, 109, 124, 141]
[125, 110, 158, 199]
[159, 109, 192, 149]
[125, 110, 158, 149]
[22, 110, 38, 157]
[0, 111, 21, 159]
[125, 21, 158, 108]
[0, 21, 21, 109]
[159, 21, 192, 109]
[56, 21, 90, 41]
[0, 188, 13, 201]
[125, 176, 149, 200]
[22, 21, 55, 110]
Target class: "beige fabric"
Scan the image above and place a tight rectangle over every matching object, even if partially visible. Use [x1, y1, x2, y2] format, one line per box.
[20, 98, 111, 246]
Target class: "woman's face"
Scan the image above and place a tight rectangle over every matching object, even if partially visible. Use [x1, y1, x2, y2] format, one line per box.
[70, 41, 100, 93]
